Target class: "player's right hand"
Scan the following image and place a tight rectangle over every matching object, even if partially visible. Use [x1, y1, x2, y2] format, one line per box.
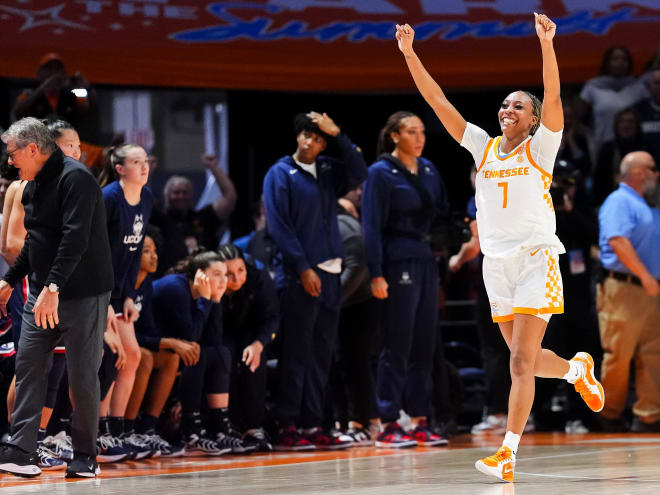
[395, 24, 415, 54]
[371, 277, 389, 299]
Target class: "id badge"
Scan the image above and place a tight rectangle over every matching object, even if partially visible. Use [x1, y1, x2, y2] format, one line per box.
[569, 249, 586, 275]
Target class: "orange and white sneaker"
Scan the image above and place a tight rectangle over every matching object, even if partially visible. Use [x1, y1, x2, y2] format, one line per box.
[475, 446, 515, 482]
[570, 352, 605, 412]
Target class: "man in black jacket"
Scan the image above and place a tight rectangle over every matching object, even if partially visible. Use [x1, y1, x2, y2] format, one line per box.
[0, 117, 113, 478]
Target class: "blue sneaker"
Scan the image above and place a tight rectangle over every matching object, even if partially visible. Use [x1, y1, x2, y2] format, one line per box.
[41, 431, 74, 462]
[139, 432, 184, 458]
[96, 433, 130, 463]
[121, 433, 154, 460]
[37, 445, 67, 470]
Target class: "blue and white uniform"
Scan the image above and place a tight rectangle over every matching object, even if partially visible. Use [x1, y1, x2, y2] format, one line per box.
[102, 181, 153, 315]
[263, 133, 367, 427]
[362, 154, 448, 423]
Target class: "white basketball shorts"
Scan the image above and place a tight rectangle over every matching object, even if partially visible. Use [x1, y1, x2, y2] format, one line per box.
[482, 247, 564, 323]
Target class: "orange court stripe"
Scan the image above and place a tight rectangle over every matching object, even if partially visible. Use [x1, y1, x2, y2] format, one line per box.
[477, 137, 494, 172]
[492, 314, 514, 322]
[525, 140, 552, 179]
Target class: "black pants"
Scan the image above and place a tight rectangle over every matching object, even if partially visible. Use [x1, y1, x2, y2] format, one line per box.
[0, 355, 15, 437]
[45, 352, 67, 409]
[98, 342, 119, 401]
[227, 345, 268, 432]
[377, 259, 438, 422]
[274, 270, 340, 428]
[11, 290, 110, 457]
[335, 298, 380, 426]
[476, 278, 511, 415]
[180, 345, 231, 414]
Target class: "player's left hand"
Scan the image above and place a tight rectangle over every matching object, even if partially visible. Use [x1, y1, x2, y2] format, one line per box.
[534, 13, 556, 41]
[307, 112, 340, 137]
[242, 340, 264, 373]
[34, 287, 59, 330]
[123, 297, 139, 324]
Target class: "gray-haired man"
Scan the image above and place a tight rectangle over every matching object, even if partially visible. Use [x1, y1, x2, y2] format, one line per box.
[0, 117, 113, 478]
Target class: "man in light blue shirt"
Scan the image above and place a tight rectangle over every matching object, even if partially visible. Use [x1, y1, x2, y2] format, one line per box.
[597, 151, 660, 432]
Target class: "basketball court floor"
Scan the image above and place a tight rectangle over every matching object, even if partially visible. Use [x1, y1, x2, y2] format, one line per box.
[1, 433, 659, 494]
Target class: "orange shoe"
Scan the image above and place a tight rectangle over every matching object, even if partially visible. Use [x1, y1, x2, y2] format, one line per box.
[475, 446, 515, 482]
[570, 352, 605, 412]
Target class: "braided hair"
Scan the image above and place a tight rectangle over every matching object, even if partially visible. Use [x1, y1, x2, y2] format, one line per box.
[523, 91, 543, 135]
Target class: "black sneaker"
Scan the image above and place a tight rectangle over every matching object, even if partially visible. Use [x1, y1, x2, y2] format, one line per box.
[243, 428, 273, 452]
[65, 453, 101, 478]
[215, 432, 257, 454]
[0, 443, 42, 478]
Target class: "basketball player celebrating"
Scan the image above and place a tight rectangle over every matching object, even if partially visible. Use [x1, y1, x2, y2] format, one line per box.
[395, 14, 604, 482]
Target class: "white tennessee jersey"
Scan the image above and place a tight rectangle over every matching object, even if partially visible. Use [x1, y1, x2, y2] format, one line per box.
[461, 122, 566, 258]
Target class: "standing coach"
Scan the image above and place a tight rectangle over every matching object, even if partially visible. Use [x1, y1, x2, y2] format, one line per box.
[0, 117, 113, 478]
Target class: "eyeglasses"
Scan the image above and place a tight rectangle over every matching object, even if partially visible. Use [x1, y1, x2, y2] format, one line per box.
[5, 146, 23, 162]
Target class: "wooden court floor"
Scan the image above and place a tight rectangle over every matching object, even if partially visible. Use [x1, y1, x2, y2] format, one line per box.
[2, 433, 660, 494]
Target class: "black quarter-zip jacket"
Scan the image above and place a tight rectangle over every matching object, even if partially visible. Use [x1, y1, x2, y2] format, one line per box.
[3, 149, 114, 300]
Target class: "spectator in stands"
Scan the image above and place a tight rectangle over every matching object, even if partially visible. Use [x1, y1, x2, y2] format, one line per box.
[124, 227, 187, 457]
[217, 244, 279, 452]
[597, 151, 660, 432]
[264, 111, 367, 451]
[13, 54, 97, 143]
[0, 118, 113, 478]
[635, 68, 660, 166]
[335, 186, 381, 445]
[362, 111, 449, 448]
[578, 46, 649, 152]
[151, 154, 237, 275]
[152, 250, 250, 455]
[593, 108, 649, 206]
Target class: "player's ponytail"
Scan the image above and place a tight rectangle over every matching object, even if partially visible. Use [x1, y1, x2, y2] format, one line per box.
[524, 91, 543, 135]
[99, 143, 141, 187]
[377, 111, 416, 156]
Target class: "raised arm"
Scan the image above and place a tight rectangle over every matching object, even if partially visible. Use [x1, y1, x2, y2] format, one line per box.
[395, 24, 466, 143]
[535, 13, 563, 132]
[202, 154, 237, 222]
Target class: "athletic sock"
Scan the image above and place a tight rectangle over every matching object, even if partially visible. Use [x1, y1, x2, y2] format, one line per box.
[502, 431, 520, 455]
[99, 417, 111, 436]
[562, 359, 582, 384]
[182, 411, 203, 438]
[124, 419, 135, 435]
[138, 414, 159, 434]
[108, 416, 124, 437]
[209, 408, 231, 435]
[37, 428, 47, 442]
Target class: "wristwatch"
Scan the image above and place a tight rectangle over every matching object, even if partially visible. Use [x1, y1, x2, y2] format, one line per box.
[47, 283, 59, 294]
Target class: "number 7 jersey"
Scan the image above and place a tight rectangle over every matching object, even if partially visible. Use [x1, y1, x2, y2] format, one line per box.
[461, 122, 565, 258]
